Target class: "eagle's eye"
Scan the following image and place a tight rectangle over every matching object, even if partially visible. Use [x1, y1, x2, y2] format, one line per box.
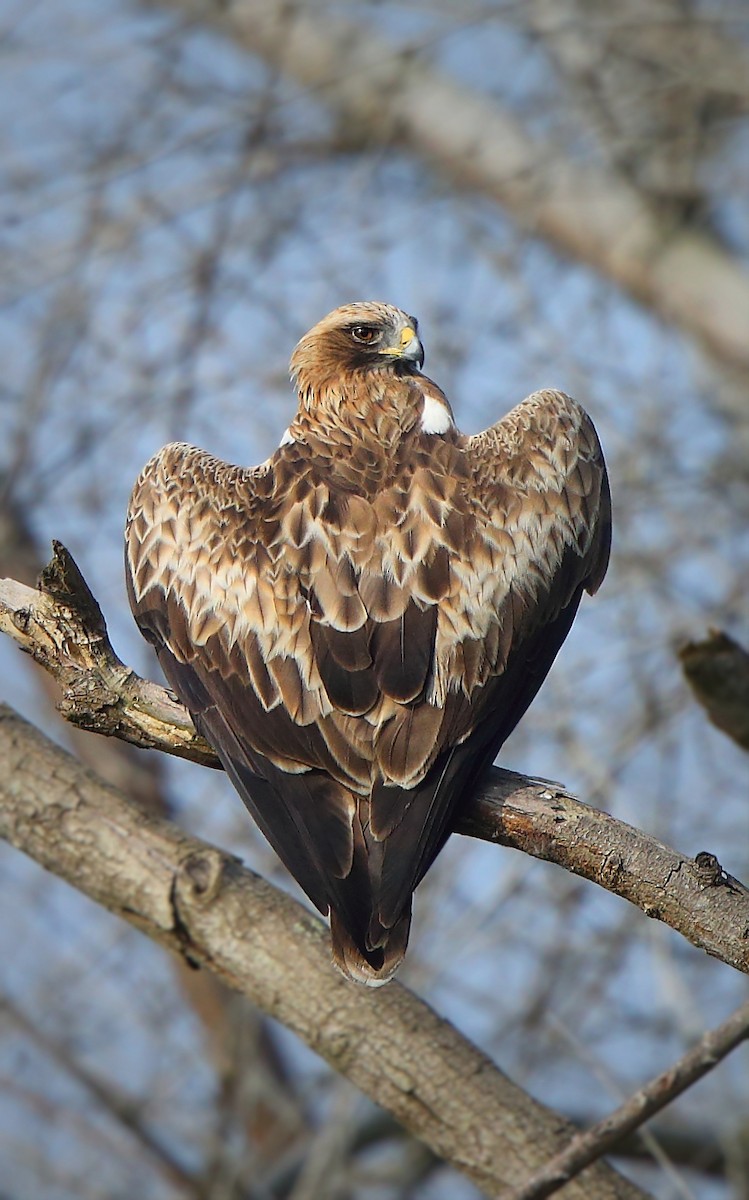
[350, 324, 381, 345]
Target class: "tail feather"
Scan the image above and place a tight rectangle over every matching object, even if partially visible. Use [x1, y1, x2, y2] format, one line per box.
[330, 906, 411, 987]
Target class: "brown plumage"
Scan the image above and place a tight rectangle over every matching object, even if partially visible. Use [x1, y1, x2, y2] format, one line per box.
[126, 301, 611, 985]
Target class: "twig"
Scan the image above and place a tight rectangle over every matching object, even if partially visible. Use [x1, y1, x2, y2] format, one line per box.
[504, 998, 749, 1200]
[2, 543, 749, 978]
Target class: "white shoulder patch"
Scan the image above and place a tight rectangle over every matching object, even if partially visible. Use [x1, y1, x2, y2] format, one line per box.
[279, 427, 296, 447]
[420, 393, 454, 435]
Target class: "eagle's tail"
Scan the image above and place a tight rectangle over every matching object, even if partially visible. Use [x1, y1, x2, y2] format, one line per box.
[329, 905, 411, 987]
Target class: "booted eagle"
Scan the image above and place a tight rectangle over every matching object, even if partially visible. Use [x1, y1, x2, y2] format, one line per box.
[126, 302, 610, 985]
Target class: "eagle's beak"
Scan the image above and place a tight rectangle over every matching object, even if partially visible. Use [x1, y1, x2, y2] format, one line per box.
[379, 325, 424, 368]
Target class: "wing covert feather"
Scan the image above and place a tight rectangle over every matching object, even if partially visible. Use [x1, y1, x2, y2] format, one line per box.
[465, 388, 611, 606]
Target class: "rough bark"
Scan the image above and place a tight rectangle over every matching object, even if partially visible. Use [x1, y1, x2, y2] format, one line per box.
[0, 542, 216, 767]
[0, 501, 169, 807]
[144, 0, 749, 374]
[0, 702, 649, 1200]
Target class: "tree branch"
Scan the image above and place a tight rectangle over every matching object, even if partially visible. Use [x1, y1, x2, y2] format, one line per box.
[0, 540, 216, 767]
[679, 629, 749, 753]
[506, 997, 749, 1199]
[2, 543, 748, 978]
[145, 0, 749, 375]
[0, 702, 648, 1200]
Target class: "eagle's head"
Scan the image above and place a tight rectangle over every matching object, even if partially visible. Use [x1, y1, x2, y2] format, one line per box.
[289, 302, 425, 394]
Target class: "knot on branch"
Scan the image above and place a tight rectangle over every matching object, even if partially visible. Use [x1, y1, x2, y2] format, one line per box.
[57, 675, 128, 730]
[169, 849, 228, 971]
[179, 849, 226, 906]
[694, 851, 729, 888]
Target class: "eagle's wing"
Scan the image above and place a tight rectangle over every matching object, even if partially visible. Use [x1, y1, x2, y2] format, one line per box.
[125, 442, 348, 918]
[126, 439, 428, 980]
[456, 387, 610, 738]
[462, 385, 611, 683]
[125, 390, 609, 983]
[364, 388, 611, 930]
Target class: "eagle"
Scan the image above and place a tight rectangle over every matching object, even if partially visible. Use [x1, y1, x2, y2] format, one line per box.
[126, 302, 610, 986]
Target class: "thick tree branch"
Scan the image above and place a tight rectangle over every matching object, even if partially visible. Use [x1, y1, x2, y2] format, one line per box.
[145, 0, 749, 375]
[2, 544, 748, 978]
[506, 997, 749, 1200]
[462, 788, 749, 977]
[0, 702, 647, 1200]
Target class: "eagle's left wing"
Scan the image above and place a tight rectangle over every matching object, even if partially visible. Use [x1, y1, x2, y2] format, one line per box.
[125, 441, 354, 920]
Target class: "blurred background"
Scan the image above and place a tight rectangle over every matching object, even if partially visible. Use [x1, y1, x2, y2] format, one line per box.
[1, 1, 748, 1197]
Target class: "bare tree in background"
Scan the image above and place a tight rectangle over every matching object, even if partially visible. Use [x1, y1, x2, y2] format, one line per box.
[1, 2, 749, 1198]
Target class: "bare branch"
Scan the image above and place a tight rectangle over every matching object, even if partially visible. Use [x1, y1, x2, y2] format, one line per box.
[145, 0, 749, 375]
[322, 1106, 749, 1186]
[462, 780, 749, 977]
[0, 499, 172, 809]
[2, 544, 749, 978]
[0, 540, 216, 767]
[0, 702, 648, 1200]
[505, 997, 749, 1200]
[679, 629, 749, 752]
